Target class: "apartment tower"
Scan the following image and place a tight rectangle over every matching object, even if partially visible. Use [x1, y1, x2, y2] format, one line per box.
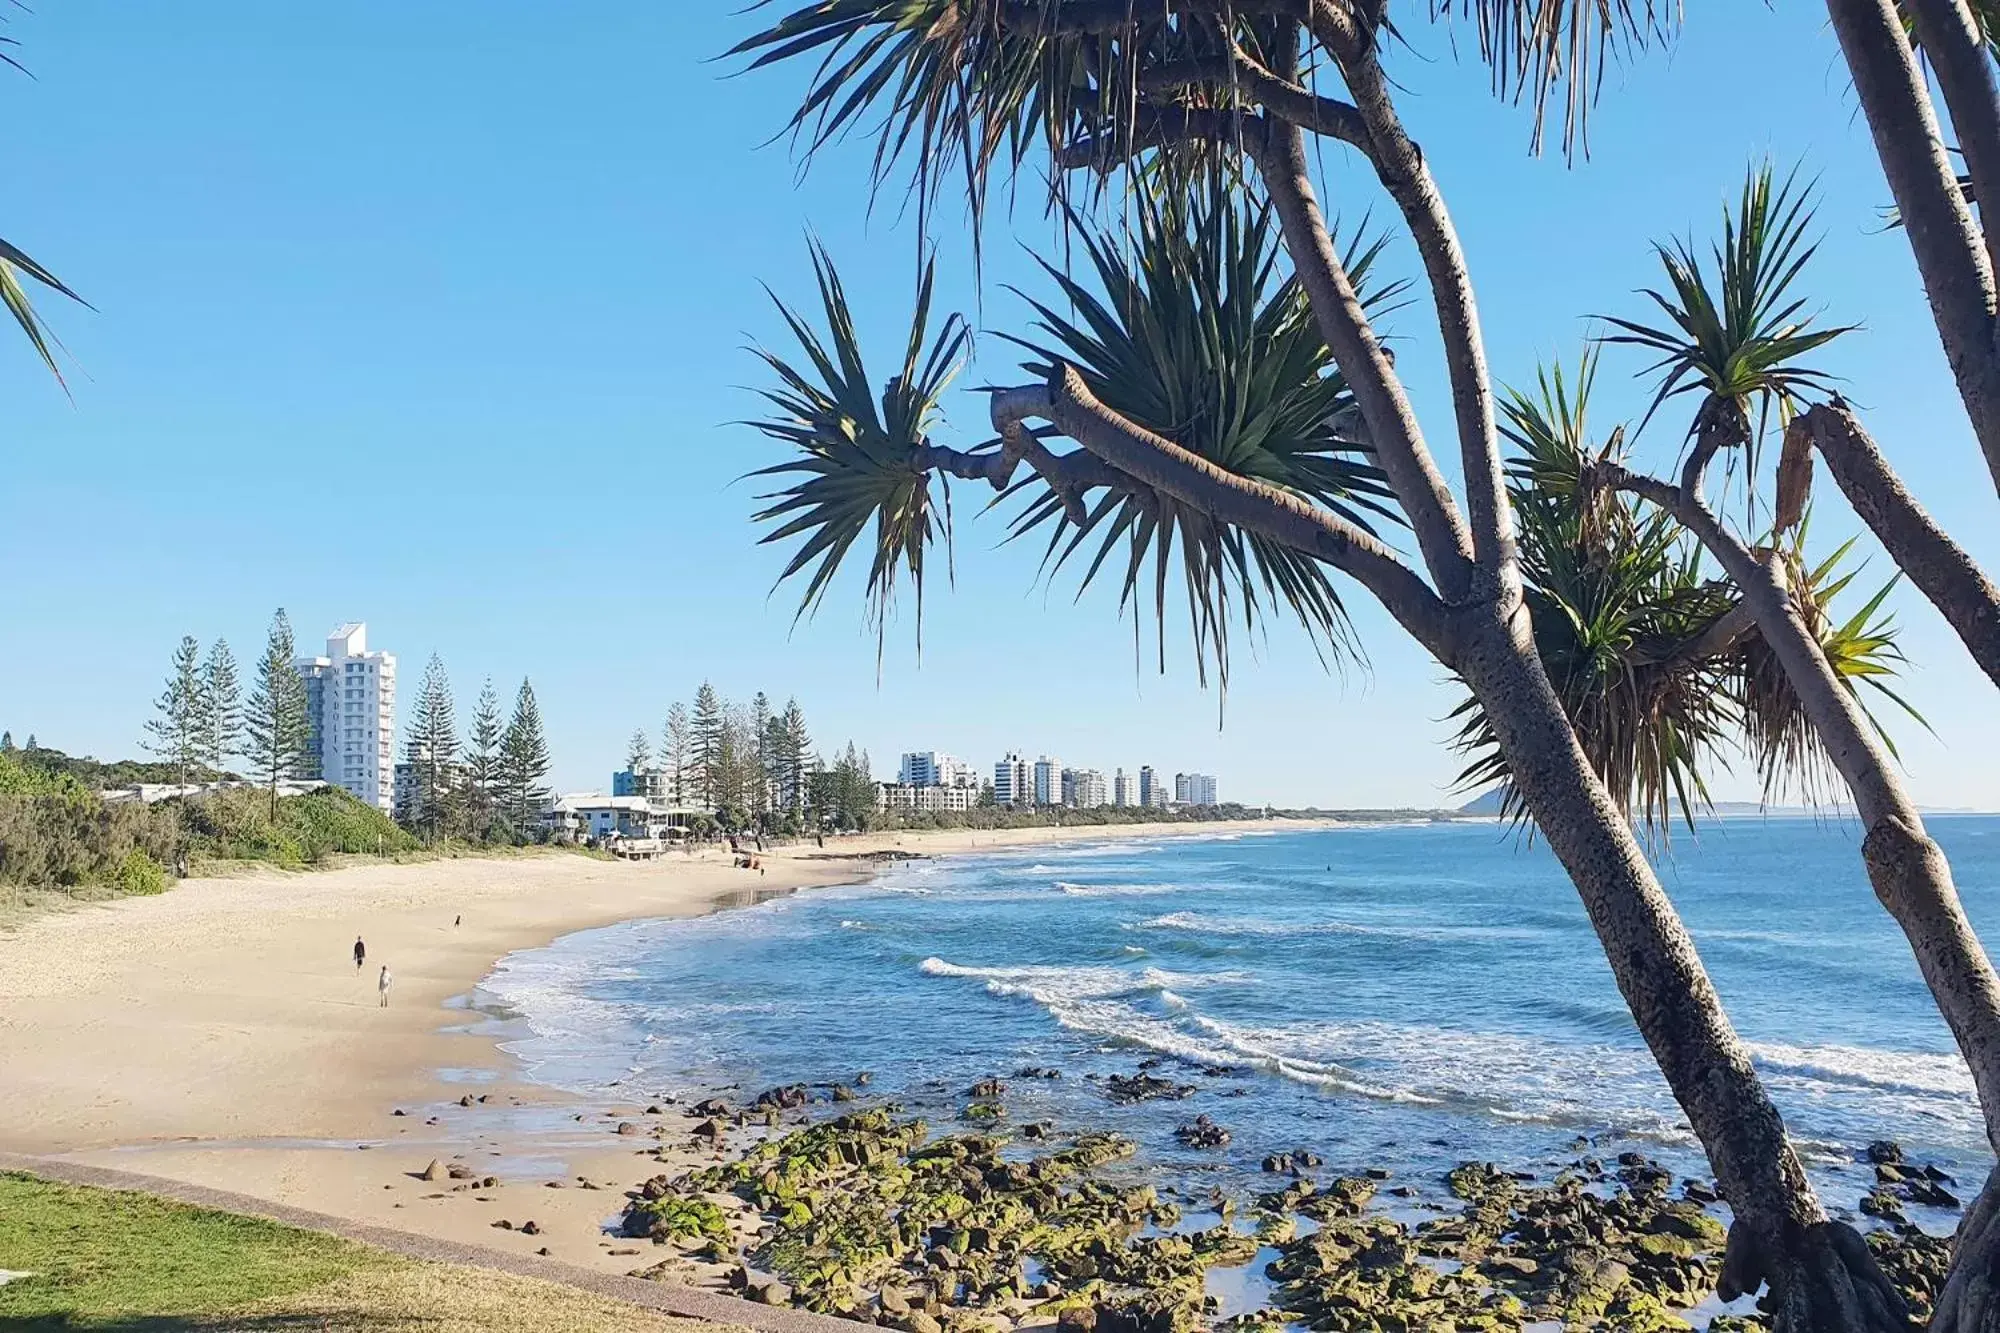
[298, 622, 397, 811]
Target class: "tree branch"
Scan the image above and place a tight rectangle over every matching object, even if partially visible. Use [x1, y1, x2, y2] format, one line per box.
[1244, 117, 1479, 601]
[1334, 30, 1512, 591]
[1053, 104, 1250, 170]
[1796, 399, 2000, 693]
[1824, 0, 2000, 495]
[1142, 46, 1370, 146]
[1593, 456, 1909, 827]
[991, 369, 1459, 660]
[1903, 0, 2000, 282]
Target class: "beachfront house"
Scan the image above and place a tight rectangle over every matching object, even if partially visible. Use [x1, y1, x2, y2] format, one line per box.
[540, 793, 705, 845]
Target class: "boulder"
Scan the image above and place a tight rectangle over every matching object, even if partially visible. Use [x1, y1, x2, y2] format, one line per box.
[520, 1220, 541, 1236]
[753, 1083, 810, 1110]
[418, 1159, 444, 1182]
[751, 1280, 793, 1306]
[1104, 1072, 1194, 1104]
[616, 1122, 640, 1136]
[692, 1098, 730, 1118]
[902, 1312, 944, 1333]
[1867, 1140, 1905, 1165]
[878, 1285, 912, 1316]
[968, 1077, 1006, 1099]
[1174, 1115, 1230, 1150]
[1908, 1178, 1961, 1209]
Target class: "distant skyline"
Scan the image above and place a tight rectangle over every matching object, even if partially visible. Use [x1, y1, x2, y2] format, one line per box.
[9, 6, 2000, 810]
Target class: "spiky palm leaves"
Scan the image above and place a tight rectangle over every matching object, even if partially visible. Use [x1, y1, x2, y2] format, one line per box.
[1002, 190, 1399, 684]
[1600, 165, 1851, 481]
[1432, 0, 1678, 156]
[745, 243, 969, 649]
[2, 236, 82, 385]
[745, 189, 1395, 686]
[1455, 357, 1916, 833]
[1454, 356, 1740, 834]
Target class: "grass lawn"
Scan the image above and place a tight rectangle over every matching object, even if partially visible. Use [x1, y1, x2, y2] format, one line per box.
[0, 1173, 743, 1332]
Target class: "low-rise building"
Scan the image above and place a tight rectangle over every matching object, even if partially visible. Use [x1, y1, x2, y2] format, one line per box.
[877, 782, 980, 815]
[393, 760, 472, 825]
[541, 793, 701, 843]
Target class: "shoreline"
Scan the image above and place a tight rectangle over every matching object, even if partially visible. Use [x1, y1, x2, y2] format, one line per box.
[0, 816, 1319, 1278]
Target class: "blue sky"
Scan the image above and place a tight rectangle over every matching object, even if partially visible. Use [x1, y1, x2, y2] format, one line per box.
[7, 3, 2000, 810]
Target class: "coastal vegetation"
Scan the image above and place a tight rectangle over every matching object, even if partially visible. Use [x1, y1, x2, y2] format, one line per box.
[722, 4, 2000, 1327]
[0, 742, 418, 914]
[0, 1172, 721, 1332]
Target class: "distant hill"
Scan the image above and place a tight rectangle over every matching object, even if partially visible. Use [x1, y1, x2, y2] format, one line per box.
[1448, 786, 1984, 820]
[1456, 787, 1506, 817]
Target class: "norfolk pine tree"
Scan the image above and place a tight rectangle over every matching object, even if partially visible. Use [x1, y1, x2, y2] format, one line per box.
[245, 609, 309, 818]
[199, 639, 243, 777]
[145, 635, 205, 789]
[405, 653, 459, 840]
[499, 678, 552, 827]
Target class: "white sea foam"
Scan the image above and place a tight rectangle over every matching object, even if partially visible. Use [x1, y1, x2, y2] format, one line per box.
[1130, 910, 1548, 942]
[1056, 881, 1182, 897]
[1749, 1040, 1974, 1098]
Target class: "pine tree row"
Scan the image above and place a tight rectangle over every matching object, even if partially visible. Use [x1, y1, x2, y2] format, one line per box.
[634, 684, 874, 835]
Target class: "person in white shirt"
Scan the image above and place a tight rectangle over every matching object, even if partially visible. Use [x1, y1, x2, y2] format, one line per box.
[377, 965, 393, 1008]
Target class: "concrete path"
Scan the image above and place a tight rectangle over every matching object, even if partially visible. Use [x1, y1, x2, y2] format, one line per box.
[0, 1152, 858, 1333]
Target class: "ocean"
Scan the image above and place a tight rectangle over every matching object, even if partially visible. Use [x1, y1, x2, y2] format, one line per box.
[477, 817, 2000, 1220]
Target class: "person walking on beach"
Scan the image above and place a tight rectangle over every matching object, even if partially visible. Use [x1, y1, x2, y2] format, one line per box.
[377, 965, 393, 1007]
[353, 936, 366, 971]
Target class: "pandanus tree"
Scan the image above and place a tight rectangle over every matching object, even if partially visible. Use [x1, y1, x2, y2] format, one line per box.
[1450, 351, 1914, 838]
[1582, 164, 2000, 1333]
[1697, 3, 2000, 714]
[731, 7, 1903, 1319]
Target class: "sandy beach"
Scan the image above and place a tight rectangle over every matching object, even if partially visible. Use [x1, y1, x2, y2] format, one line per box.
[0, 818, 1313, 1278]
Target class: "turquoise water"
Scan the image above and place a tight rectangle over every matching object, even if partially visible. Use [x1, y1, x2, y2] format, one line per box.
[479, 817, 2000, 1214]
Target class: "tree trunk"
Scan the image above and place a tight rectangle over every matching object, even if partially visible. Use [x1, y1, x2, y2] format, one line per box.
[1649, 482, 2000, 1145]
[1824, 0, 2000, 496]
[1798, 402, 2000, 693]
[1452, 599, 1907, 1331]
[1936, 1166, 2000, 1333]
[1902, 0, 2000, 283]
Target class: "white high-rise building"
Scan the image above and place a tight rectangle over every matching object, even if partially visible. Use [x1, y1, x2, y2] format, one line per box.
[298, 623, 396, 811]
[900, 751, 975, 788]
[993, 752, 1030, 806]
[1175, 772, 1219, 806]
[1139, 765, 1166, 808]
[1069, 768, 1109, 809]
[1113, 768, 1137, 808]
[1033, 756, 1063, 807]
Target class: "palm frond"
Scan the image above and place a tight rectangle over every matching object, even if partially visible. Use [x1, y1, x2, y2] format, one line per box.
[1431, 0, 1679, 157]
[1454, 351, 1742, 838]
[743, 240, 971, 656]
[1, 234, 85, 386]
[999, 185, 1404, 689]
[1735, 516, 1928, 803]
[1598, 162, 1852, 483]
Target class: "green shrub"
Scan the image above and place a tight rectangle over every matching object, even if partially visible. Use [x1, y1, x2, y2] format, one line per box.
[113, 849, 168, 896]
